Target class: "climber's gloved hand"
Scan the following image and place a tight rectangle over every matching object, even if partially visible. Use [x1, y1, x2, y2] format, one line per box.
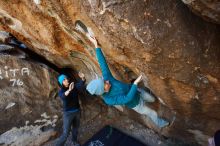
[134, 75, 143, 85]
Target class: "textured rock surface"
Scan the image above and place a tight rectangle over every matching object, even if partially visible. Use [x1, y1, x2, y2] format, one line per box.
[182, 0, 220, 24]
[0, 122, 57, 146]
[0, 43, 61, 134]
[0, 0, 219, 145]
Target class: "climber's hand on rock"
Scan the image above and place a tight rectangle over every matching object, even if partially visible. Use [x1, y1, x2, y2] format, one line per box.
[78, 72, 85, 81]
[134, 75, 143, 85]
[88, 35, 98, 48]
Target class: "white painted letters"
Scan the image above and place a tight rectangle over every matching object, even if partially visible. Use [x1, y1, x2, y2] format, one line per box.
[21, 68, 30, 76]
[9, 69, 19, 77]
[0, 67, 30, 86]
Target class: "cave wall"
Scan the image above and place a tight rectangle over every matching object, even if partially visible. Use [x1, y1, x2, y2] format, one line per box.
[0, 41, 61, 146]
[182, 0, 220, 24]
[0, 0, 219, 145]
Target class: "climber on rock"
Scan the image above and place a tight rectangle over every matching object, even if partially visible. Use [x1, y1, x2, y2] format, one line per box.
[55, 72, 86, 146]
[86, 36, 169, 128]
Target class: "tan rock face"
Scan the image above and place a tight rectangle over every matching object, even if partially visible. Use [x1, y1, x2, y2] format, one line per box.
[0, 0, 219, 145]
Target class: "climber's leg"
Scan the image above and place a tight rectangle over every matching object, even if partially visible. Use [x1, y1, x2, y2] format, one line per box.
[138, 88, 155, 102]
[71, 111, 80, 143]
[132, 98, 169, 128]
[55, 112, 75, 146]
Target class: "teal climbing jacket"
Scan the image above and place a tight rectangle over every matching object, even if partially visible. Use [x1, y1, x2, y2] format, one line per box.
[96, 48, 140, 108]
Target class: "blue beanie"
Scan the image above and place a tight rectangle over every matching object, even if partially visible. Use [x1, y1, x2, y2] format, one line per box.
[86, 78, 104, 95]
[58, 74, 67, 86]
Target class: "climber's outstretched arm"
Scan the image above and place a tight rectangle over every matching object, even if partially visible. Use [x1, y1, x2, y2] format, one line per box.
[95, 48, 113, 80]
[89, 36, 113, 80]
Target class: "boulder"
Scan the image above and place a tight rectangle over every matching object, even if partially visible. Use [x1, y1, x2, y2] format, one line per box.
[0, 43, 61, 135]
[0, 0, 219, 145]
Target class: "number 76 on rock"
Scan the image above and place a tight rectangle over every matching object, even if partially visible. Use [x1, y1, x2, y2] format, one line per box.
[10, 79, 24, 86]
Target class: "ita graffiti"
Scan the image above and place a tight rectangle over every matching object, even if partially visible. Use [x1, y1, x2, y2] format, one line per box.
[0, 66, 30, 86]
